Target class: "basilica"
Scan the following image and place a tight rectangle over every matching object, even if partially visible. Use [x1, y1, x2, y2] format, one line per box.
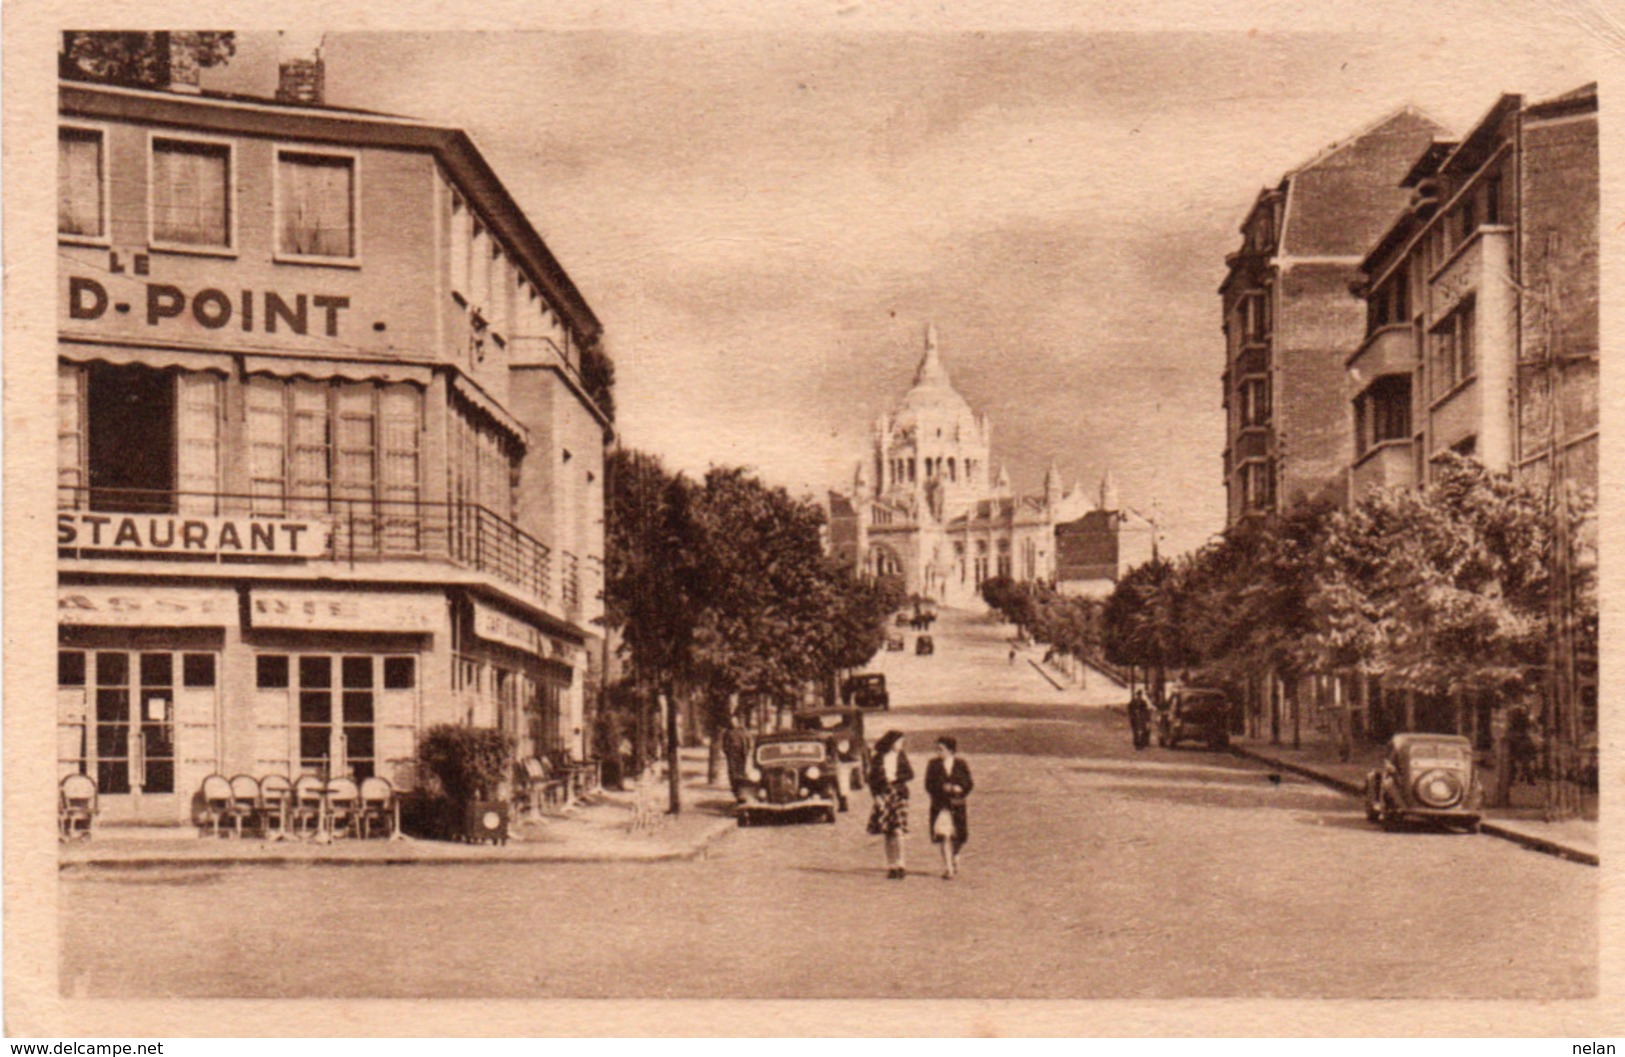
[829, 327, 1142, 606]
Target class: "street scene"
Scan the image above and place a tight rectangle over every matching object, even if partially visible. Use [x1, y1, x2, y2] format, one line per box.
[60, 610, 1596, 998]
[44, 20, 1600, 1011]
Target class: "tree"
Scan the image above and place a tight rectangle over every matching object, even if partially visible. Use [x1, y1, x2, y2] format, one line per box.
[579, 342, 616, 422]
[61, 31, 236, 88]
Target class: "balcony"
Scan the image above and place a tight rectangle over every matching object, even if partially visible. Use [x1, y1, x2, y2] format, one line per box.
[58, 486, 557, 615]
[1348, 323, 1415, 376]
[1350, 440, 1416, 499]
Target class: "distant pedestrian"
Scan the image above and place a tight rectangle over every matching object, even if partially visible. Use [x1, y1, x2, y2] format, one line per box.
[925, 735, 974, 879]
[867, 730, 914, 879]
[720, 716, 754, 801]
[1008, 644, 1017, 666]
[1128, 691, 1152, 751]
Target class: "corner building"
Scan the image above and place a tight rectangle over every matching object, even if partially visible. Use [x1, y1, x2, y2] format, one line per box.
[56, 76, 609, 823]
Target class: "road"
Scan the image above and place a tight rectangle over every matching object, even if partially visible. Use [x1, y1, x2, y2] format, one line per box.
[60, 608, 1596, 999]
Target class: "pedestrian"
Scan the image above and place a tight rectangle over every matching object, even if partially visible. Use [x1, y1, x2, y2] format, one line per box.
[1128, 691, 1152, 751]
[924, 735, 973, 879]
[720, 715, 753, 801]
[867, 729, 914, 879]
[1008, 644, 1017, 666]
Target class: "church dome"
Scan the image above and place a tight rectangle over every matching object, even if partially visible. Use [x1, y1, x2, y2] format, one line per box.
[891, 325, 976, 430]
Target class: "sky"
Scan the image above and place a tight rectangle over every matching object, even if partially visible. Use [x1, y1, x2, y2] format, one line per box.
[208, 12, 1604, 556]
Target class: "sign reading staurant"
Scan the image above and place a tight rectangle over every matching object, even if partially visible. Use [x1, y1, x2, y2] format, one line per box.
[58, 512, 331, 557]
[250, 589, 443, 633]
[471, 600, 543, 654]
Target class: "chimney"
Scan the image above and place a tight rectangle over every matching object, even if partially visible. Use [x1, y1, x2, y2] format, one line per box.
[276, 34, 325, 105]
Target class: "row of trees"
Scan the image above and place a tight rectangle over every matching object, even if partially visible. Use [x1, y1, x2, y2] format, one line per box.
[603, 449, 904, 812]
[1099, 454, 1596, 813]
[978, 576, 1112, 677]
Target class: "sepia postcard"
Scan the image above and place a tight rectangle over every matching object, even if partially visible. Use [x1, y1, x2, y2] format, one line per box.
[5, 0, 1623, 1039]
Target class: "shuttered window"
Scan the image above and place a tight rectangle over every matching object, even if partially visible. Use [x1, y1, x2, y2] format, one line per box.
[277, 150, 356, 259]
[379, 384, 422, 551]
[58, 364, 86, 502]
[247, 377, 288, 515]
[151, 137, 231, 249]
[175, 372, 223, 514]
[58, 127, 105, 238]
[290, 380, 331, 515]
[335, 384, 378, 550]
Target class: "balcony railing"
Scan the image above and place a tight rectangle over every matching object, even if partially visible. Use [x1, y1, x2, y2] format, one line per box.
[561, 551, 580, 615]
[58, 486, 552, 606]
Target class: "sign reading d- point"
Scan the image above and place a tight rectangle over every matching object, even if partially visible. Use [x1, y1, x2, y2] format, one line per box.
[67, 274, 351, 337]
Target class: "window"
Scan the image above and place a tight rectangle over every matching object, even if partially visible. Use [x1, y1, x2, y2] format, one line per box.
[450, 194, 470, 298]
[150, 137, 231, 250]
[1239, 378, 1271, 429]
[1460, 197, 1476, 242]
[276, 149, 356, 259]
[182, 653, 216, 688]
[1432, 299, 1476, 396]
[1485, 175, 1502, 226]
[59, 126, 105, 239]
[1240, 461, 1275, 512]
[1355, 375, 1411, 455]
[1240, 292, 1270, 342]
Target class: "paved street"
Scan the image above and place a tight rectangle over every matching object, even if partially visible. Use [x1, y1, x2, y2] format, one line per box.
[60, 609, 1595, 999]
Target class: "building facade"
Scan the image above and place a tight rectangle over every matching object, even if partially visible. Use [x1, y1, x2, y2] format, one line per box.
[56, 67, 609, 823]
[1220, 109, 1447, 524]
[831, 327, 1123, 606]
[1350, 85, 1598, 501]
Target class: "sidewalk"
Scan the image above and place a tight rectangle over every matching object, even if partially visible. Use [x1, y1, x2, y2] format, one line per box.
[1230, 735, 1598, 866]
[60, 753, 738, 871]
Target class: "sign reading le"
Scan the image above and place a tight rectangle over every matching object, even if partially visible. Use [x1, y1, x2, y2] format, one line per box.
[57, 512, 332, 558]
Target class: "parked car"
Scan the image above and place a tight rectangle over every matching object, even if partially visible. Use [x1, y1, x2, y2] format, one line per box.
[885, 634, 905, 651]
[1155, 688, 1231, 750]
[916, 634, 935, 656]
[896, 612, 912, 626]
[1365, 733, 1483, 832]
[736, 731, 841, 826]
[842, 672, 890, 711]
[792, 708, 869, 809]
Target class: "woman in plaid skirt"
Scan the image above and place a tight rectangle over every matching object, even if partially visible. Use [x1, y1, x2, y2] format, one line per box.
[866, 730, 914, 879]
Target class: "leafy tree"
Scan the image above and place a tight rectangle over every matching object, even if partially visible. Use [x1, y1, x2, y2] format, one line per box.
[61, 31, 236, 87]
[579, 342, 616, 422]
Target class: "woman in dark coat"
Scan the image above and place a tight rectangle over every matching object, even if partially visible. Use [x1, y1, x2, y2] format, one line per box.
[924, 735, 974, 879]
[866, 730, 913, 879]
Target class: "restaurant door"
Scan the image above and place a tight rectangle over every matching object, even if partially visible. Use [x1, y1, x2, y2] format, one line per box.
[58, 647, 218, 822]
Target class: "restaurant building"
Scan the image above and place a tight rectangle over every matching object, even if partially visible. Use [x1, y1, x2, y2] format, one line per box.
[56, 59, 610, 823]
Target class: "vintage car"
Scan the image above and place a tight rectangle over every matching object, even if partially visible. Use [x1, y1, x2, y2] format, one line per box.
[792, 708, 869, 808]
[916, 634, 935, 656]
[1365, 733, 1483, 832]
[885, 635, 906, 651]
[736, 732, 841, 826]
[1155, 688, 1231, 750]
[842, 672, 890, 711]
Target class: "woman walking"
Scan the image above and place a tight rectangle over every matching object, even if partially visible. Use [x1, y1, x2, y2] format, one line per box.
[867, 730, 914, 879]
[925, 735, 974, 879]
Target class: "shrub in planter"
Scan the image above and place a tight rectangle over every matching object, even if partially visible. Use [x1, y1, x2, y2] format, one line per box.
[414, 725, 514, 843]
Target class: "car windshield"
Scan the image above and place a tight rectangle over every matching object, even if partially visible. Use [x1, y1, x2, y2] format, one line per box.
[854, 676, 884, 688]
[798, 714, 849, 731]
[757, 741, 825, 764]
[1409, 743, 1469, 763]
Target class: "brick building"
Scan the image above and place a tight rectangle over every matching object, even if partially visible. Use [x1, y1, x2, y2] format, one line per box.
[1220, 109, 1446, 524]
[55, 54, 609, 823]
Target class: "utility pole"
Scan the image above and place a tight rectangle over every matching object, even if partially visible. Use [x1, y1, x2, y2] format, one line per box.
[1541, 272, 1579, 822]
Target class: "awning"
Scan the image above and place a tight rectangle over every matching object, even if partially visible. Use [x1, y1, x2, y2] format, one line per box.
[59, 342, 231, 374]
[243, 353, 432, 387]
[450, 372, 530, 448]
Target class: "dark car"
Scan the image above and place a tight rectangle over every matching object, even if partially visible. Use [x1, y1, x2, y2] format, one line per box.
[916, 634, 935, 656]
[792, 708, 869, 809]
[1155, 688, 1231, 750]
[1365, 733, 1483, 832]
[736, 732, 840, 826]
[842, 673, 890, 711]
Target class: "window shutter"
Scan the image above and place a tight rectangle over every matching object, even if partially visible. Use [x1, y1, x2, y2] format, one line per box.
[334, 383, 378, 552]
[58, 130, 104, 237]
[449, 195, 470, 298]
[175, 372, 223, 514]
[253, 688, 293, 776]
[57, 364, 85, 504]
[290, 380, 331, 516]
[379, 384, 422, 553]
[247, 377, 289, 516]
